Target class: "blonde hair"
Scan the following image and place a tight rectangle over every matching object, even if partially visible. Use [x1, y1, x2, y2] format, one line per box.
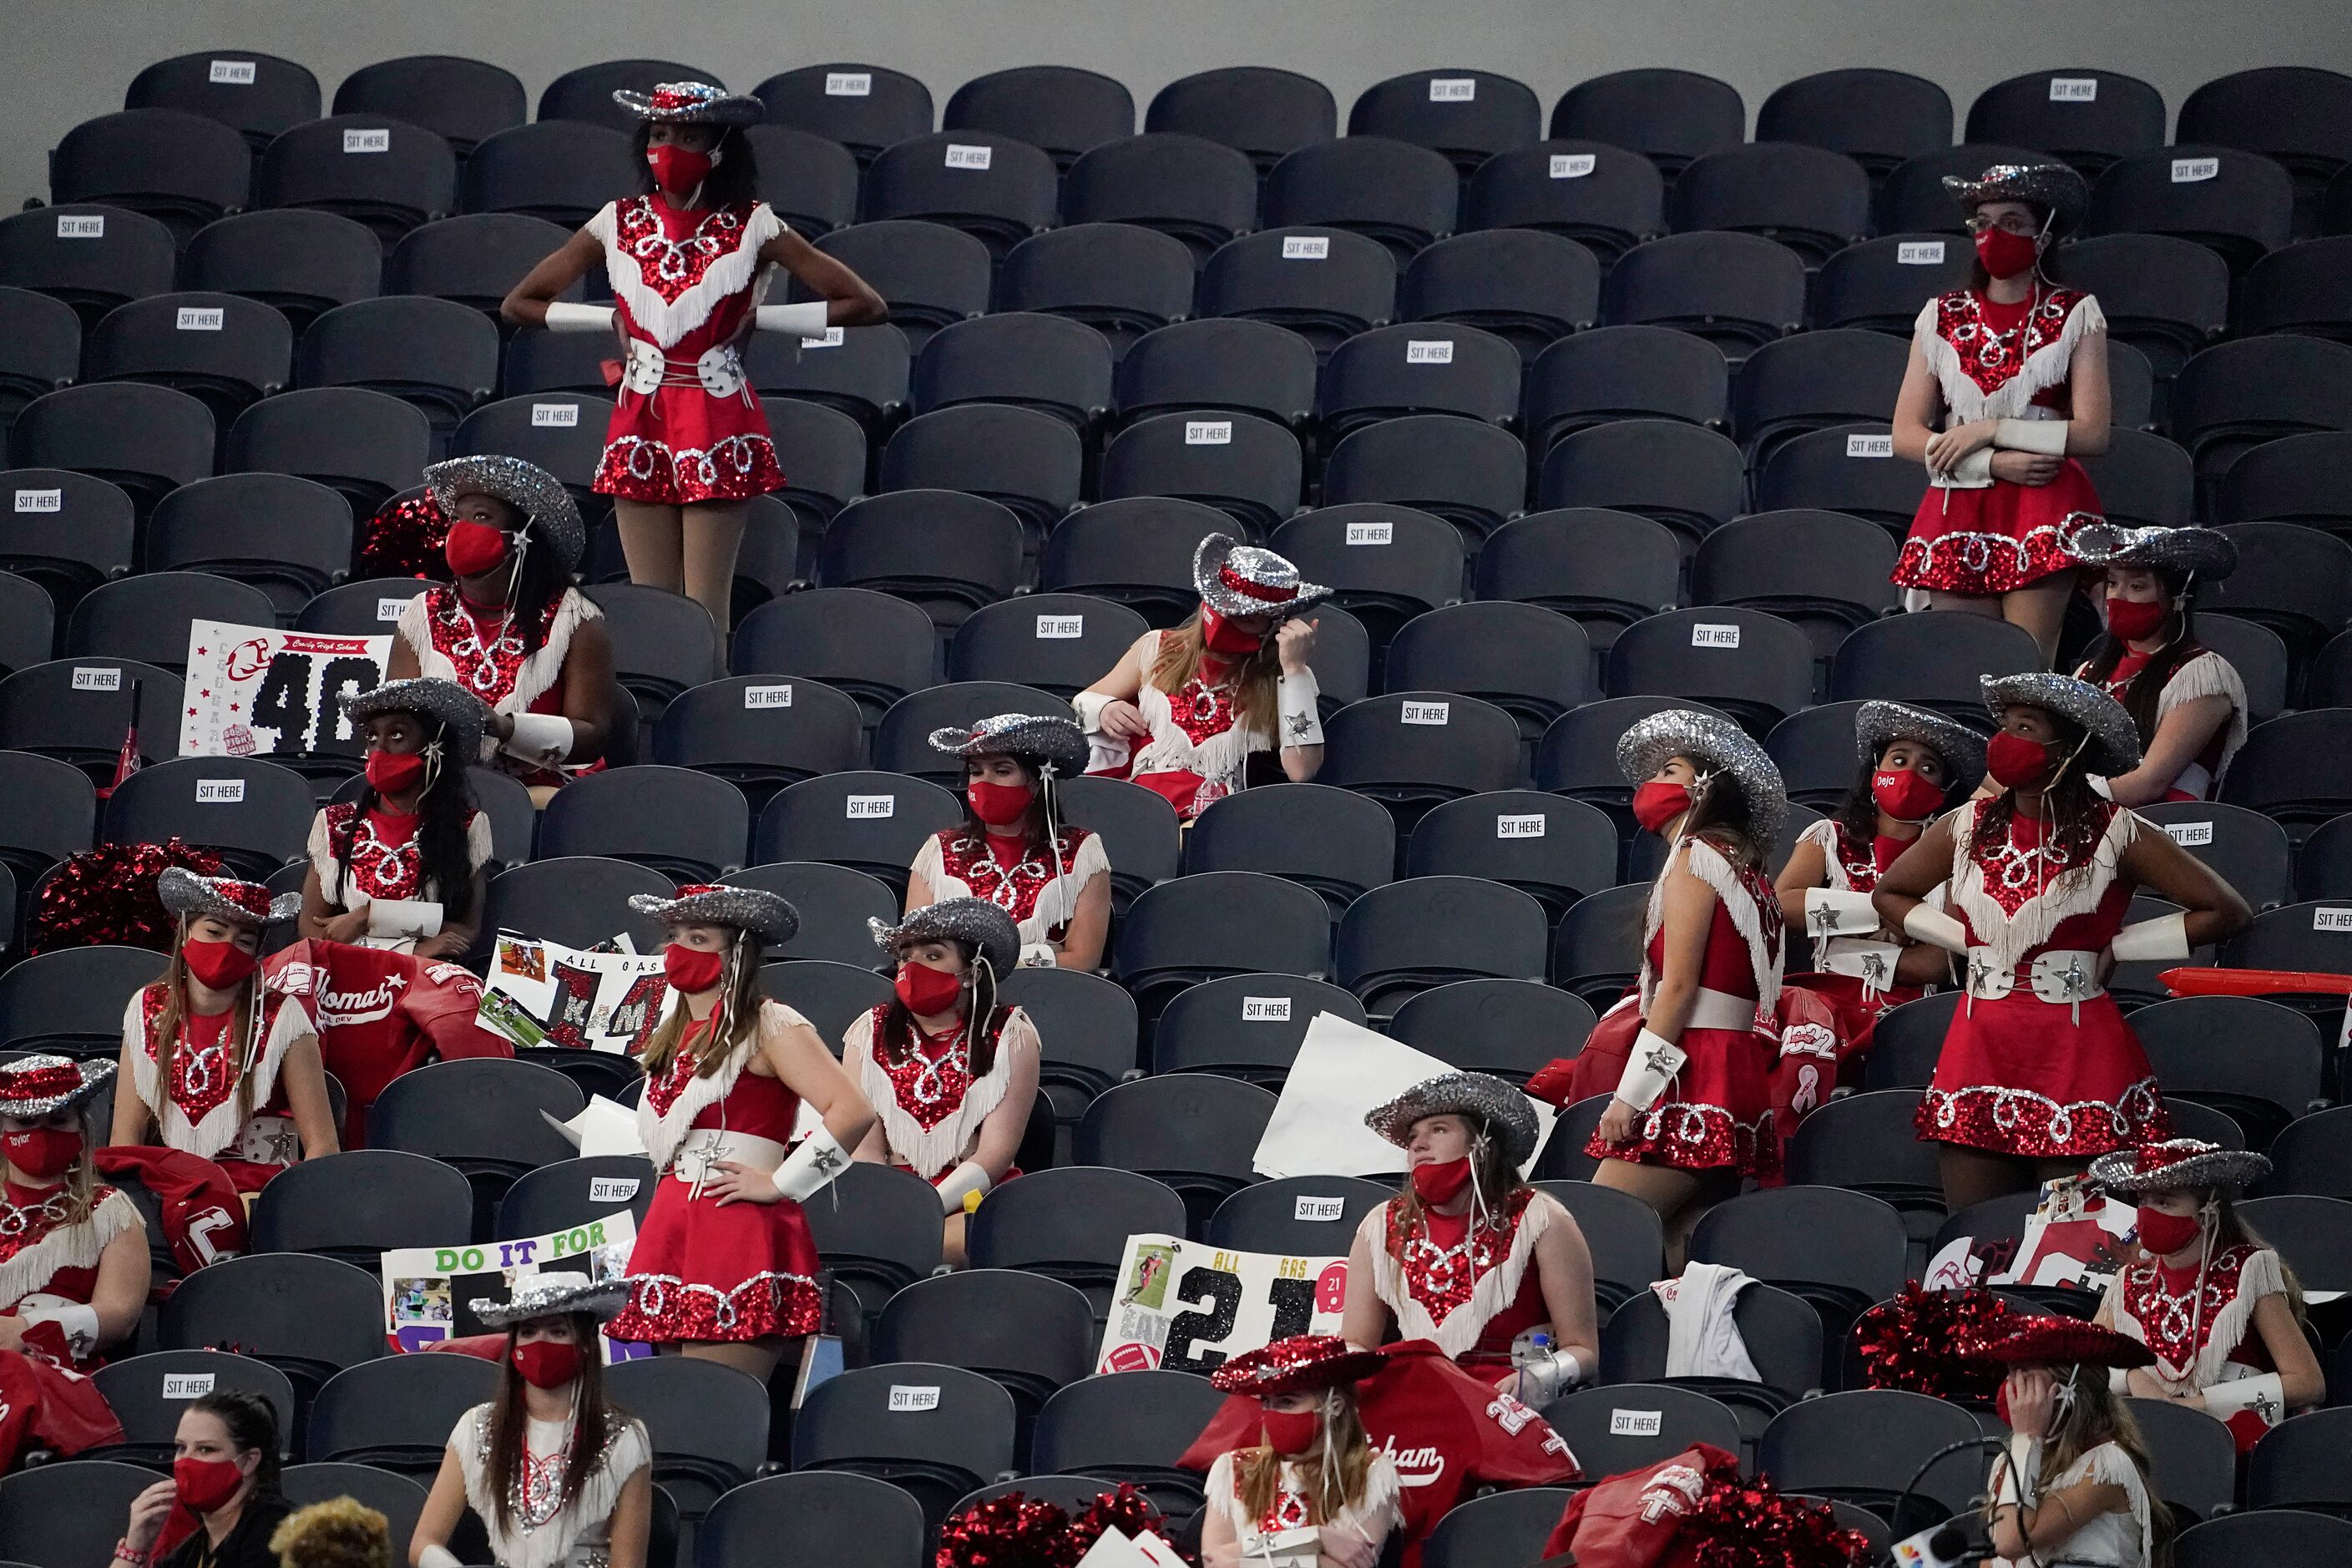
[1151, 613, 1281, 740]
[1234, 1388, 1376, 1527]
[271, 1499, 391, 1568]
[635, 933, 766, 1080]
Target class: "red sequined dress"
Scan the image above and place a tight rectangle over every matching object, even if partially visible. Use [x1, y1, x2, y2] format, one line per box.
[1567, 838, 1785, 1177]
[1788, 817, 1937, 1044]
[1356, 1186, 1569, 1373]
[909, 829, 1110, 955]
[0, 1179, 140, 1467]
[121, 979, 316, 1193]
[1894, 287, 2107, 595]
[1084, 630, 1276, 822]
[2080, 644, 2247, 802]
[306, 802, 493, 951]
[586, 195, 787, 505]
[2102, 1242, 2286, 1452]
[609, 1004, 824, 1343]
[395, 584, 603, 790]
[841, 1005, 1037, 1184]
[1914, 799, 2169, 1158]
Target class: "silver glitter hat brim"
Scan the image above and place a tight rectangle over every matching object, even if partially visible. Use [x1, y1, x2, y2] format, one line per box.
[158, 866, 302, 927]
[2067, 523, 2239, 581]
[1854, 701, 1988, 792]
[610, 86, 765, 126]
[0, 1055, 115, 1119]
[2088, 1141, 2272, 1195]
[1941, 161, 2090, 234]
[927, 715, 1090, 781]
[869, 898, 1021, 977]
[627, 888, 800, 948]
[1615, 708, 1788, 846]
[426, 455, 587, 574]
[470, 1272, 635, 1328]
[1980, 674, 2143, 776]
[1363, 1071, 1540, 1170]
[341, 677, 490, 766]
[1192, 534, 1332, 621]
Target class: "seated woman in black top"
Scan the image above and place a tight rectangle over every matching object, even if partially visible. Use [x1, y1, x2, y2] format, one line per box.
[111, 1392, 291, 1568]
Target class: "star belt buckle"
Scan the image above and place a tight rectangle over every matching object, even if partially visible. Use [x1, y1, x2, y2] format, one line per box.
[1968, 953, 1996, 992]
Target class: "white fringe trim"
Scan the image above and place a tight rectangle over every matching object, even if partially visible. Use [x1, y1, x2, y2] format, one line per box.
[1206, 1449, 1402, 1544]
[589, 200, 782, 351]
[124, 988, 313, 1161]
[2107, 1247, 2284, 1389]
[1127, 631, 1274, 790]
[1801, 817, 1855, 893]
[846, 1007, 1027, 1182]
[402, 589, 600, 754]
[0, 1187, 140, 1310]
[919, 832, 1110, 948]
[1639, 838, 1780, 1024]
[2060, 1439, 2152, 1568]
[455, 1404, 650, 1568]
[637, 999, 811, 1171]
[1947, 799, 2140, 976]
[1914, 291, 2107, 427]
[2157, 650, 2248, 781]
[1360, 1193, 1556, 1359]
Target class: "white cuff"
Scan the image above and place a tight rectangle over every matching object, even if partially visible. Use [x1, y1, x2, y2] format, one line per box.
[755, 301, 832, 337]
[504, 711, 575, 766]
[774, 1125, 852, 1203]
[1512, 1349, 1584, 1406]
[1902, 904, 1970, 953]
[20, 1302, 99, 1360]
[2199, 1372, 2285, 1423]
[1802, 888, 1884, 938]
[1072, 690, 1115, 735]
[1277, 670, 1322, 748]
[936, 1159, 994, 1215]
[419, 1548, 463, 1568]
[1995, 417, 2069, 455]
[1017, 941, 1057, 969]
[2087, 774, 2115, 800]
[1930, 445, 1995, 488]
[1614, 1028, 1686, 1114]
[543, 302, 615, 334]
[2110, 911, 2189, 963]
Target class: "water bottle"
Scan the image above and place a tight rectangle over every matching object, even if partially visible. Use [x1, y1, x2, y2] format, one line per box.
[1510, 1330, 1553, 1402]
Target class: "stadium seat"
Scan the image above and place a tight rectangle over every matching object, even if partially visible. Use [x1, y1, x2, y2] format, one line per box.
[1335, 874, 1548, 1015]
[604, 1353, 769, 1523]
[180, 210, 382, 335]
[2133, 801, 2294, 912]
[1827, 610, 2041, 721]
[871, 681, 1073, 789]
[473, 855, 674, 960]
[83, 289, 289, 428]
[0, 574, 53, 680]
[1322, 689, 1524, 825]
[1097, 410, 1303, 539]
[0, 1459, 160, 1568]
[1462, 139, 1663, 272]
[1667, 142, 1874, 270]
[0, 205, 176, 333]
[1965, 70, 2166, 181]
[1522, 325, 1727, 455]
[1474, 508, 1681, 655]
[0, 657, 182, 790]
[1317, 322, 1520, 442]
[815, 489, 1026, 635]
[100, 754, 311, 878]
[0, 748, 94, 893]
[964, 1168, 1187, 1316]
[387, 211, 577, 318]
[2123, 1393, 2240, 1523]
[756, 397, 867, 552]
[1146, 67, 1338, 175]
[1692, 511, 1899, 665]
[1113, 866, 1332, 1006]
[582, 584, 721, 722]
[997, 966, 1141, 1156]
[459, 121, 638, 230]
[1732, 330, 1912, 470]
[878, 1268, 1097, 1439]
[1809, 232, 1975, 335]
[1602, 231, 1808, 362]
[1760, 68, 1955, 186]
[1690, 1186, 1908, 1352]
[1383, 602, 1596, 744]
[225, 387, 432, 519]
[1606, 606, 1816, 734]
[2176, 1512, 2352, 1568]
[50, 109, 251, 243]
[2299, 812, 2352, 898]
[744, 124, 862, 239]
[306, 1351, 499, 1474]
[910, 313, 1114, 432]
[144, 473, 353, 617]
[1349, 69, 1540, 181]
[1545, 1384, 1742, 1481]
[1206, 1172, 1389, 1255]
[1030, 1371, 1226, 1516]
[753, 64, 935, 169]
[2205, 523, 2352, 672]
[944, 65, 1134, 171]
[283, 1465, 453, 1566]
[643, 676, 862, 812]
[90, 1351, 296, 1467]
[1057, 135, 1256, 275]
[1859, 989, 1960, 1092]
[881, 402, 1083, 549]
[2248, 1405, 2352, 1515]
[862, 131, 1059, 260]
[741, 318, 912, 442]
[334, 54, 529, 157]
[1526, 1178, 1667, 1311]
[800, 1161, 947, 1334]
[1551, 69, 1745, 186]
[1599, 1280, 1823, 1423]
[452, 391, 613, 508]
[1397, 229, 1601, 364]
[752, 769, 963, 897]
[1196, 227, 1398, 361]
[2170, 336, 2352, 507]
[726, 864, 893, 972]
[1263, 137, 1459, 268]
[159, 1252, 387, 1401]
[1419, 1488, 1578, 1568]
[2053, 233, 2231, 386]
[699, 1471, 926, 1568]
[2236, 1194, 2352, 1292]
[370, 1058, 585, 1230]
[1186, 784, 1396, 918]
[128, 48, 321, 150]
[1074, 1072, 1277, 1225]
[807, 220, 993, 354]
[2240, 235, 2352, 347]
[0, 947, 160, 1059]
[1392, 973, 1597, 1081]
[997, 223, 1196, 361]
[1537, 418, 1745, 549]
[2180, 68, 2352, 233]
[496, 1153, 659, 1239]
[1755, 1389, 1983, 1526]
[1320, 413, 1525, 551]
[1785, 1090, 1944, 1227]
[1874, 144, 2046, 235]
[254, 114, 457, 243]
[794, 1363, 1017, 1533]
[1051, 776, 1181, 913]
[1262, 505, 1464, 659]
[2074, 427, 2193, 529]
[1752, 422, 1925, 532]
[731, 587, 938, 727]
[1535, 692, 1733, 825]
[296, 296, 501, 438]
[2218, 430, 2352, 533]
[2086, 145, 2296, 274]
[537, 764, 748, 880]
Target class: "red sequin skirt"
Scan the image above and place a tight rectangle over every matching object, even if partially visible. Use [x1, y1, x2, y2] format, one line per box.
[1576, 1003, 1779, 1178]
[1915, 990, 2168, 1158]
[594, 382, 786, 506]
[1892, 464, 2101, 595]
[608, 1175, 824, 1343]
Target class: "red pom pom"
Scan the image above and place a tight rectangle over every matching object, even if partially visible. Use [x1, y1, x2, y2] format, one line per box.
[29, 838, 228, 956]
[356, 488, 455, 583]
[1682, 1470, 1873, 1568]
[1068, 1484, 1166, 1556]
[1853, 1282, 2016, 1402]
[934, 1493, 1082, 1568]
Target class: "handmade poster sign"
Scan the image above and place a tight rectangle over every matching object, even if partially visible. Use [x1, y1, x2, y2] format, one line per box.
[1254, 1012, 1555, 1180]
[382, 1211, 645, 1360]
[478, 933, 675, 1055]
[180, 620, 389, 757]
[1096, 1233, 1347, 1375]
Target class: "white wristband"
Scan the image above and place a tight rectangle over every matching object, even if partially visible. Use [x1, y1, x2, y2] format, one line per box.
[1072, 690, 1115, 734]
[1994, 417, 2069, 455]
[1802, 887, 1884, 938]
[1017, 941, 1057, 969]
[2110, 911, 2189, 963]
[1940, 445, 1995, 487]
[1614, 1028, 1686, 1114]
[1513, 1348, 1585, 1405]
[755, 301, 832, 337]
[2108, 1366, 2131, 1393]
[2086, 774, 2114, 800]
[936, 1159, 994, 1215]
[504, 711, 575, 766]
[543, 302, 615, 334]
[1277, 669, 1323, 748]
[773, 1125, 852, 1203]
[419, 1547, 463, 1568]
[2198, 1372, 2285, 1422]
[20, 1302, 99, 1359]
[1902, 904, 1970, 954]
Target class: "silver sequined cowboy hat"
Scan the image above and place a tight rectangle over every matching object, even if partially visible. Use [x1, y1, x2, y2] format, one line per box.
[1854, 701, 1987, 796]
[1616, 707, 1788, 846]
[471, 1270, 634, 1328]
[1943, 160, 2090, 235]
[159, 867, 301, 928]
[627, 883, 799, 947]
[1980, 673, 2142, 776]
[341, 677, 490, 767]
[1364, 1071, 1541, 1171]
[870, 898, 1021, 977]
[0, 1054, 114, 1119]
[425, 455, 587, 575]
[1193, 534, 1331, 621]
[2068, 523, 2239, 582]
[2089, 1137, 2271, 1196]
[610, 80, 765, 127]
[928, 713, 1090, 781]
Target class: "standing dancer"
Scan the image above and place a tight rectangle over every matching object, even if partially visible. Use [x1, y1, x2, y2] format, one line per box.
[502, 82, 887, 634]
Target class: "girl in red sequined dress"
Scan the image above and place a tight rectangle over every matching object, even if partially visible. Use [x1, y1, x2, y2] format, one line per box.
[843, 899, 1039, 1267]
[1201, 1337, 1399, 1568]
[607, 887, 874, 1383]
[1078, 536, 1329, 823]
[113, 870, 337, 1196]
[0, 1055, 148, 1470]
[1873, 675, 2249, 1211]
[1340, 1073, 1597, 1409]
[2069, 525, 2247, 805]
[1890, 162, 2111, 663]
[501, 83, 886, 635]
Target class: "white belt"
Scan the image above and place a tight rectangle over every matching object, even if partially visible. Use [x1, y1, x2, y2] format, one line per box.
[670, 1128, 787, 1186]
[1965, 948, 2104, 1019]
[624, 340, 748, 398]
[1686, 987, 1759, 1032]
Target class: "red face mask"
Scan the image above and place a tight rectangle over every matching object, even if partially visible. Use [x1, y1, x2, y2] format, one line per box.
[1871, 767, 1946, 822]
[1410, 1156, 1473, 1206]
[2105, 595, 2167, 642]
[183, 938, 257, 991]
[2136, 1205, 2205, 1257]
[1260, 1408, 1321, 1457]
[1199, 604, 1267, 656]
[663, 943, 726, 995]
[968, 779, 1034, 827]
[1975, 225, 2040, 281]
[444, 519, 510, 579]
[647, 144, 716, 196]
[895, 960, 964, 1017]
[3, 1126, 83, 1180]
[174, 1454, 246, 1514]
[513, 1338, 584, 1389]
[1984, 730, 2056, 790]
[366, 748, 427, 795]
[1631, 780, 1693, 835]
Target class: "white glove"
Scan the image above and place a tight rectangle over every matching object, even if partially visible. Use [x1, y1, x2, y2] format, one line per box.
[2200, 1373, 2285, 1423]
[418, 1548, 463, 1568]
[755, 301, 832, 337]
[936, 1160, 993, 1215]
[544, 302, 615, 333]
[1072, 690, 1114, 734]
[1903, 904, 1970, 953]
[2110, 912, 2189, 963]
[1277, 670, 1322, 748]
[1802, 888, 1883, 938]
[772, 1125, 852, 1203]
[1994, 417, 2069, 455]
[1613, 1029, 1687, 1114]
[504, 712, 574, 766]
[19, 1302, 99, 1360]
[1017, 941, 1057, 969]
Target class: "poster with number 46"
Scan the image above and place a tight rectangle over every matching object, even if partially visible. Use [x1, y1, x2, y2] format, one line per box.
[179, 620, 390, 758]
[1096, 1233, 1347, 1375]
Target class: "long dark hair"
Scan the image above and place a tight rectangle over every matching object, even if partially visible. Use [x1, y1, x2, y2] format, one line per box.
[2076, 569, 2206, 746]
[484, 1315, 617, 1533]
[191, 1389, 283, 1497]
[339, 724, 480, 924]
[628, 120, 761, 211]
[1968, 713, 2109, 868]
[1834, 743, 1970, 848]
[451, 493, 571, 660]
[877, 938, 1009, 1078]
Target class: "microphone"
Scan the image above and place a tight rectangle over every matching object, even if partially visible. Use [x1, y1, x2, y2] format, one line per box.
[1886, 1434, 2008, 1566]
